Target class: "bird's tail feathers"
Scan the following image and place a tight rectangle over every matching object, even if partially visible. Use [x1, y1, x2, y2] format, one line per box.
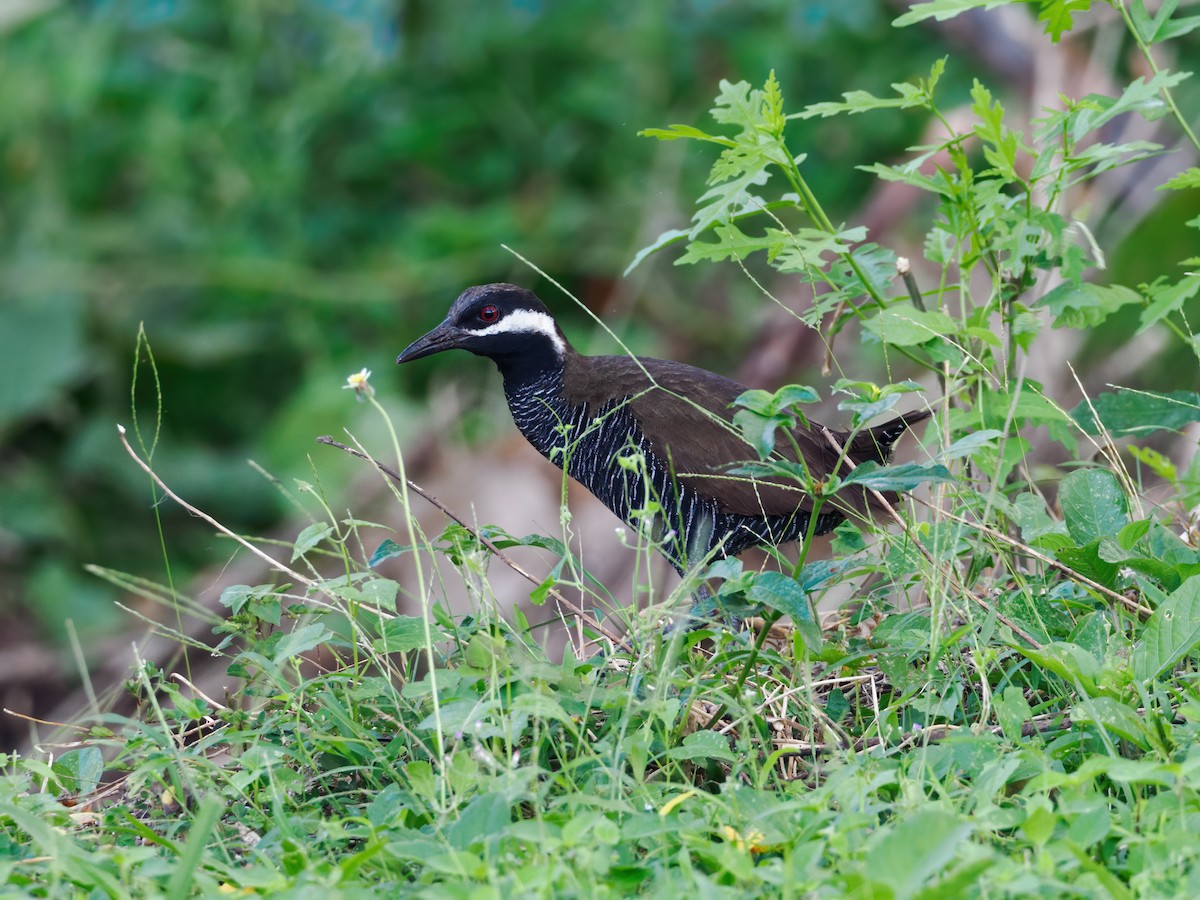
[849, 409, 932, 465]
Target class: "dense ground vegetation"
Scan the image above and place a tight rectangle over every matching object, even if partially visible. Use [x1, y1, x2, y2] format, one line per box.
[0, 0, 946, 740]
[4, 0, 1200, 895]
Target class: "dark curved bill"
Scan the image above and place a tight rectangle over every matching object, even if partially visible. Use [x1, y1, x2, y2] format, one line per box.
[396, 320, 460, 364]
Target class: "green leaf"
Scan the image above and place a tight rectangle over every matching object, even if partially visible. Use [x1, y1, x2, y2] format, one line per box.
[444, 794, 512, 851]
[1056, 541, 1122, 588]
[731, 408, 786, 460]
[731, 384, 817, 458]
[839, 461, 955, 492]
[1015, 641, 1102, 696]
[935, 430, 1004, 462]
[893, 0, 1008, 27]
[994, 685, 1034, 742]
[334, 577, 399, 611]
[971, 79, 1028, 181]
[1158, 166, 1200, 191]
[1041, 282, 1141, 329]
[1038, 0, 1093, 42]
[1128, 444, 1179, 482]
[689, 167, 771, 240]
[864, 808, 973, 897]
[482, 529, 568, 556]
[273, 623, 333, 664]
[676, 222, 773, 265]
[637, 124, 733, 145]
[1138, 273, 1200, 333]
[219, 583, 285, 624]
[862, 303, 958, 347]
[1071, 389, 1200, 436]
[52, 747, 105, 796]
[369, 538, 410, 567]
[1132, 576, 1200, 684]
[1067, 71, 1189, 143]
[372, 615, 434, 653]
[1131, 0, 1200, 43]
[1005, 492, 1069, 542]
[798, 558, 853, 592]
[292, 522, 335, 561]
[624, 227, 689, 275]
[1071, 696, 1150, 747]
[1059, 468, 1128, 543]
[794, 85, 928, 120]
[746, 571, 820, 652]
[735, 385, 820, 416]
[665, 729, 737, 763]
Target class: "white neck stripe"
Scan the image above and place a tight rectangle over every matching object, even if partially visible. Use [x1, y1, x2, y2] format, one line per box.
[476, 310, 566, 356]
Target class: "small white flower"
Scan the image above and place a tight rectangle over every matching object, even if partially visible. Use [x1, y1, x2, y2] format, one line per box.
[343, 368, 374, 400]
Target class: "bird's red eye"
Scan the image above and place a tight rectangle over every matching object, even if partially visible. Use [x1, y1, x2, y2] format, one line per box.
[479, 305, 500, 323]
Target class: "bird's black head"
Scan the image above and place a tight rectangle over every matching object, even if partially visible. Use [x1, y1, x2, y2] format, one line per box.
[396, 284, 570, 381]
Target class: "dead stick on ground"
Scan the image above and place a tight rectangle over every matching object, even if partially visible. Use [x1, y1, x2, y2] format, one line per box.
[316, 435, 630, 652]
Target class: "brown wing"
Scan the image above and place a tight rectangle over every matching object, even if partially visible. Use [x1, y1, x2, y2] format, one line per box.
[562, 355, 847, 518]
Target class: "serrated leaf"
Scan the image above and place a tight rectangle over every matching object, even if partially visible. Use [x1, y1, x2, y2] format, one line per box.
[710, 79, 762, 131]
[1041, 282, 1141, 329]
[1059, 469, 1128, 543]
[624, 228, 690, 276]
[860, 160, 944, 193]
[893, 0, 1008, 26]
[1138, 273, 1200, 333]
[688, 169, 771, 240]
[1159, 167, 1200, 191]
[1132, 576, 1200, 684]
[637, 124, 732, 144]
[291, 522, 334, 562]
[769, 226, 866, 272]
[971, 79, 1031, 181]
[1068, 71, 1189, 143]
[1131, 0, 1200, 43]
[1039, 0, 1093, 42]
[1071, 389, 1200, 436]
[676, 222, 773, 265]
[794, 86, 927, 120]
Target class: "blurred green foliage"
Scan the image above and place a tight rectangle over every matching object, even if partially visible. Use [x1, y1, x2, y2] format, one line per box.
[0, 0, 953, 642]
